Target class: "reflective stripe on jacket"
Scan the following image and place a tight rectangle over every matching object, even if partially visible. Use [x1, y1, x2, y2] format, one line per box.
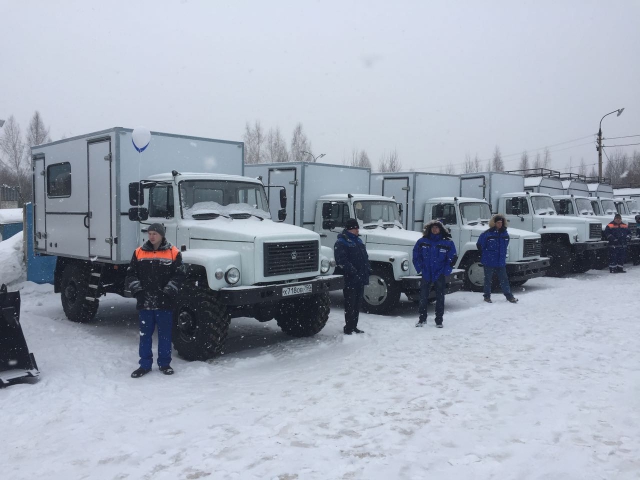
[476, 228, 509, 268]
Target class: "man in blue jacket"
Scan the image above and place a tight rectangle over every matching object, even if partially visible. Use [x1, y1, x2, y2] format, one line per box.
[334, 218, 371, 334]
[476, 214, 518, 304]
[412, 220, 457, 328]
[604, 213, 631, 273]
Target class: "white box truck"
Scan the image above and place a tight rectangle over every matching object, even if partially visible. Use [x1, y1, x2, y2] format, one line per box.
[245, 162, 464, 314]
[371, 172, 550, 290]
[462, 172, 607, 276]
[31, 128, 342, 360]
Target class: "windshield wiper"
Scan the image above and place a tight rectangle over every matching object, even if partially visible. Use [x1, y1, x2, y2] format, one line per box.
[191, 212, 230, 220]
[229, 212, 265, 221]
[467, 220, 479, 225]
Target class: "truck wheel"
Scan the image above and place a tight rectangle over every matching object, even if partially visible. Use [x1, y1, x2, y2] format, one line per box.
[172, 282, 230, 361]
[593, 251, 609, 270]
[276, 293, 330, 337]
[60, 263, 99, 323]
[461, 254, 485, 293]
[542, 243, 572, 277]
[362, 267, 401, 314]
[571, 253, 591, 273]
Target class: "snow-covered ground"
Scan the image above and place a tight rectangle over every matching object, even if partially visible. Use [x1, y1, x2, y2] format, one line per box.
[2, 241, 640, 479]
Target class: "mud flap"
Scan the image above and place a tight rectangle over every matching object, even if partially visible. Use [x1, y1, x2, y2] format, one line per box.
[0, 284, 39, 386]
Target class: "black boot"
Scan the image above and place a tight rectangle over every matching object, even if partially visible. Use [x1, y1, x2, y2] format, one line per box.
[353, 327, 365, 334]
[131, 367, 151, 378]
[610, 267, 617, 273]
[617, 266, 627, 273]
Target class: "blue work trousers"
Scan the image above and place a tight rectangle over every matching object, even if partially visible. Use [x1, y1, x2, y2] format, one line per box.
[483, 266, 513, 299]
[138, 309, 173, 369]
[608, 245, 626, 268]
[419, 275, 446, 324]
[343, 284, 364, 332]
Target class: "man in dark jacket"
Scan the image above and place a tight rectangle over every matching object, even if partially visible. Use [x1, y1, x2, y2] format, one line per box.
[125, 223, 186, 377]
[476, 214, 518, 304]
[412, 220, 457, 328]
[604, 213, 631, 273]
[334, 218, 370, 334]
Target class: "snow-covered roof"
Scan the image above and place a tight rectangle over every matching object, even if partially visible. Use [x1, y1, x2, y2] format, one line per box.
[0, 208, 22, 224]
[614, 188, 640, 196]
[524, 177, 543, 187]
[147, 172, 261, 184]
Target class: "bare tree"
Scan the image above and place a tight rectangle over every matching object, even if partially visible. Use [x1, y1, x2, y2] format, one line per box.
[243, 120, 265, 164]
[578, 158, 587, 177]
[0, 115, 29, 204]
[463, 153, 475, 173]
[588, 165, 598, 178]
[542, 147, 551, 169]
[518, 151, 529, 171]
[378, 149, 402, 172]
[492, 145, 504, 172]
[349, 149, 371, 168]
[26, 111, 51, 147]
[265, 127, 289, 163]
[290, 123, 312, 162]
[445, 161, 456, 174]
[532, 152, 542, 169]
[626, 151, 640, 184]
[486, 158, 492, 171]
[474, 154, 481, 173]
[605, 150, 629, 184]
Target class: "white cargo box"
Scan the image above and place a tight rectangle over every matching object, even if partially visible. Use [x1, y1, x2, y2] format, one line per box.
[460, 172, 525, 213]
[31, 128, 243, 263]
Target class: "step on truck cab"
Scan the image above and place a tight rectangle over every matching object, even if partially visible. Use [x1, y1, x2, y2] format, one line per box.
[32, 128, 342, 361]
[370, 171, 549, 290]
[552, 194, 640, 267]
[461, 172, 607, 277]
[245, 162, 464, 314]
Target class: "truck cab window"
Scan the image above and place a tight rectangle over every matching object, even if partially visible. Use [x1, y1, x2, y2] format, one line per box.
[591, 200, 601, 215]
[432, 203, 457, 225]
[47, 162, 71, 197]
[149, 185, 174, 218]
[506, 197, 529, 215]
[325, 202, 350, 228]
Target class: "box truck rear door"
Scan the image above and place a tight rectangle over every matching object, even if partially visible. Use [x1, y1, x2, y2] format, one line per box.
[88, 139, 113, 259]
[382, 177, 410, 228]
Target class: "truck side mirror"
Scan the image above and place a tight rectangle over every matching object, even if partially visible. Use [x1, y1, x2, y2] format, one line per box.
[128, 207, 149, 222]
[322, 219, 336, 230]
[129, 182, 144, 206]
[398, 203, 403, 218]
[278, 208, 287, 222]
[279, 188, 287, 209]
[509, 198, 521, 215]
[322, 203, 333, 219]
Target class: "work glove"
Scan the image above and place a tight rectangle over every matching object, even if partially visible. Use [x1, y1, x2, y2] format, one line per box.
[450, 255, 458, 268]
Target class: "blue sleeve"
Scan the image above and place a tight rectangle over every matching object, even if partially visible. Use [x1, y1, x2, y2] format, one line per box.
[412, 240, 422, 273]
[335, 240, 357, 276]
[477, 231, 486, 250]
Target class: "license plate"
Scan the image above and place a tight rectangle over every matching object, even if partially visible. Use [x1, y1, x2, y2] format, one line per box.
[282, 284, 312, 297]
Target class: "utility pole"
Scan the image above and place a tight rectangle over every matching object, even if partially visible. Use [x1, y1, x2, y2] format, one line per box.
[597, 108, 625, 181]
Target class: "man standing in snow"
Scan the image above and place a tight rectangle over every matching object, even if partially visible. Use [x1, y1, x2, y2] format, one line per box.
[604, 213, 631, 273]
[125, 223, 186, 378]
[334, 218, 370, 335]
[476, 214, 518, 304]
[412, 220, 457, 328]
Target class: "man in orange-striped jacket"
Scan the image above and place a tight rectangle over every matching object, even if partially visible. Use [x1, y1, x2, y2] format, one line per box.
[125, 223, 186, 378]
[604, 213, 631, 274]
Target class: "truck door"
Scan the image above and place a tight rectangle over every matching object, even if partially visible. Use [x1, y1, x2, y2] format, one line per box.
[267, 168, 296, 224]
[32, 155, 47, 252]
[382, 177, 410, 229]
[88, 139, 113, 259]
[504, 196, 533, 232]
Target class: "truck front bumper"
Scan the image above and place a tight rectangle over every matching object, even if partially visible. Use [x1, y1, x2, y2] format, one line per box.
[574, 241, 608, 253]
[218, 275, 344, 306]
[506, 257, 551, 282]
[401, 269, 465, 298]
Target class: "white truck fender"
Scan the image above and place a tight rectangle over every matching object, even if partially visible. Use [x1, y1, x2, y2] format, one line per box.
[367, 249, 411, 281]
[457, 242, 480, 267]
[320, 245, 336, 275]
[181, 249, 243, 291]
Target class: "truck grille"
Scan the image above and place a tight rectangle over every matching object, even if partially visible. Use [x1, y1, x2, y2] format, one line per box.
[523, 238, 541, 258]
[589, 223, 602, 240]
[264, 241, 319, 277]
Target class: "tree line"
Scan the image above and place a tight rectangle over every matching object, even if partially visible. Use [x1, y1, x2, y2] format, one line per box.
[0, 112, 51, 206]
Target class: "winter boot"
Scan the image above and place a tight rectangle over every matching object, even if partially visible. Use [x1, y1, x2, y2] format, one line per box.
[483, 297, 492, 303]
[159, 365, 174, 375]
[435, 317, 443, 328]
[617, 266, 627, 273]
[343, 327, 353, 335]
[415, 320, 426, 327]
[353, 327, 365, 334]
[131, 367, 151, 378]
[610, 267, 617, 273]
[507, 296, 518, 303]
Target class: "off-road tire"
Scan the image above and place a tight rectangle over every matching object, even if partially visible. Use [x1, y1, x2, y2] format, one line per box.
[60, 263, 99, 323]
[461, 253, 485, 293]
[173, 281, 231, 361]
[542, 242, 573, 277]
[362, 266, 401, 314]
[571, 253, 591, 273]
[276, 293, 330, 337]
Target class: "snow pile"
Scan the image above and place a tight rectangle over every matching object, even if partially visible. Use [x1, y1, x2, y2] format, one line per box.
[0, 208, 23, 224]
[0, 231, 25, 285]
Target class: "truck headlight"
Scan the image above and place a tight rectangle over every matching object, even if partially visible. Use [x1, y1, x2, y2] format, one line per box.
[215, 269, 224, 280]
[574, 234, 579, 242]
[321, 258, 330, 273]
[225, 267, 240, 285]
[401, 259, 410, 271]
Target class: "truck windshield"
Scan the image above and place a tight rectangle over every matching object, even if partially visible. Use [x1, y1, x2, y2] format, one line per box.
[615, 201, 629, 215]
[180, 180, 270, 219]
[531, 196, 556, 215]
[553, 199, 574, 215]
[354, 200, 400, 227]
[600, 199, 616, 215]
[460, 202, 492, 225]
[627, 200, 640, 214]
[575, 198, 595, 215]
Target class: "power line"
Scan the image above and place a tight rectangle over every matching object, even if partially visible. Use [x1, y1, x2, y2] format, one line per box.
[604, 134, 640, 140]
[602, 143, 640, 148]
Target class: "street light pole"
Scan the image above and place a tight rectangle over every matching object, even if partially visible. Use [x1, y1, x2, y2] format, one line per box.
[302, 150, 325, 162]
[597, 108, 624, 181]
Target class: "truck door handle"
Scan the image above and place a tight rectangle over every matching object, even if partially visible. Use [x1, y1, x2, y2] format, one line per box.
[83, 215, 90, 228]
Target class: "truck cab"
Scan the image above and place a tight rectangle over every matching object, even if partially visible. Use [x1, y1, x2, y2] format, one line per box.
[423, 197, 550, 290]
[499, 192, 607, 276]
[314, 193, 463, 314]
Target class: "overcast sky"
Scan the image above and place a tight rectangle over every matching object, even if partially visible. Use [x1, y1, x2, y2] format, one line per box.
[1, 0, 638, 173]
